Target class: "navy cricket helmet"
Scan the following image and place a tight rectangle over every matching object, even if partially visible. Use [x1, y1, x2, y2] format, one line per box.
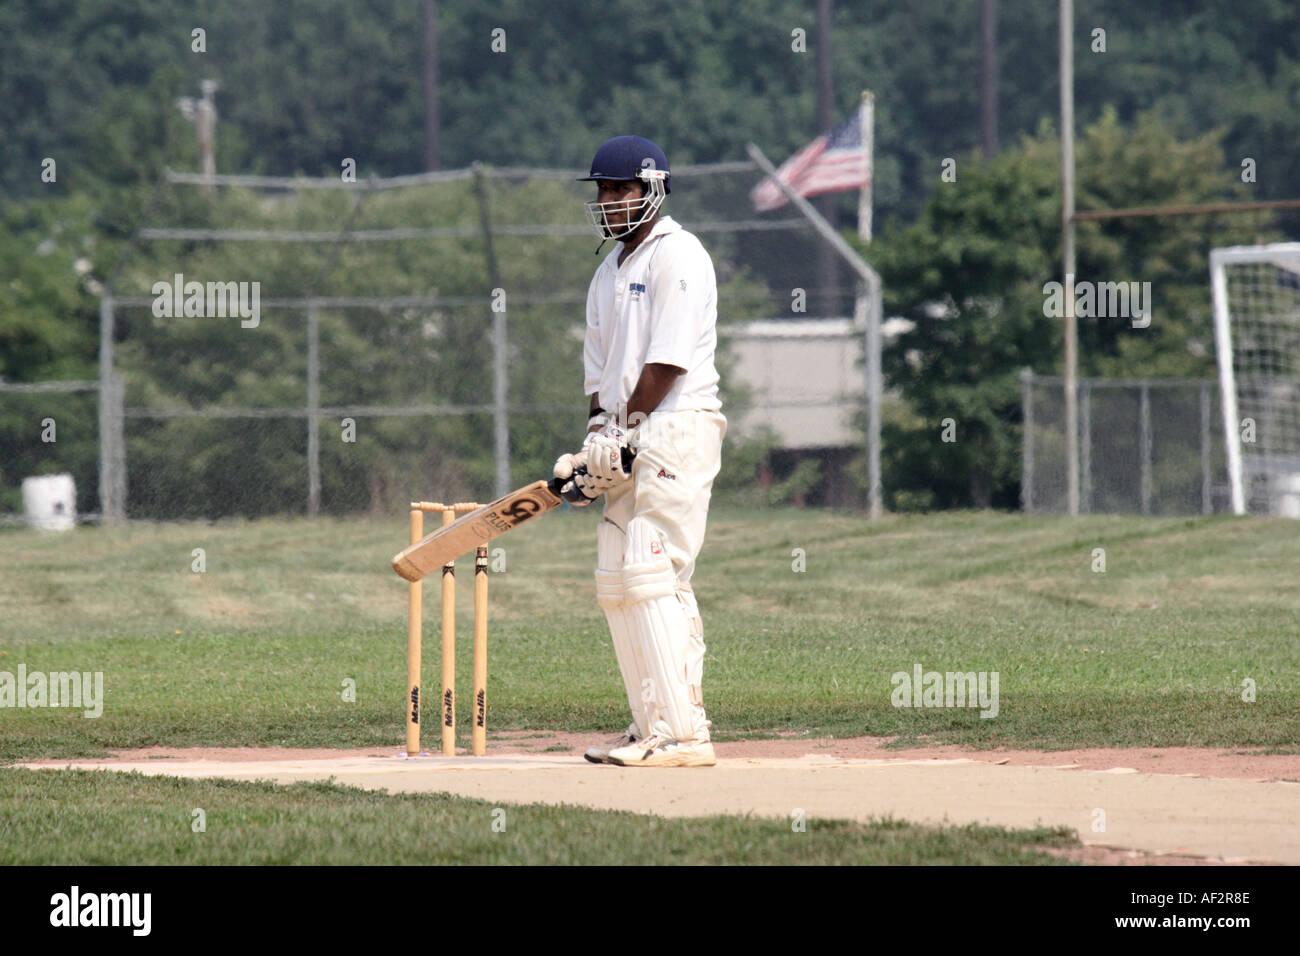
[577, 135, 671, 194]
[579, 135, 670, 241]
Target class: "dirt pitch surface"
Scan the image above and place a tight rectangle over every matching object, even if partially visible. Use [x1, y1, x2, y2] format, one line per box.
[22, 735, 1300, 865]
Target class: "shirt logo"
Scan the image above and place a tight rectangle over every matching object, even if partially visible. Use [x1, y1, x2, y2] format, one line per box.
[629, 282, 646, 300]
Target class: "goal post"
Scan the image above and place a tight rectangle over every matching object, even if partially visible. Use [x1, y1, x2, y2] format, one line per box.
[1210, 242, 1300, 516]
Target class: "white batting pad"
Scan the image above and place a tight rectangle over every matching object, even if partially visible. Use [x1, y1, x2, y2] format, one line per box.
[596, 519, 650, 739]
[676, 585, 707, 714]
[675, 585, 704, 681]
[622, 518, 709, 742]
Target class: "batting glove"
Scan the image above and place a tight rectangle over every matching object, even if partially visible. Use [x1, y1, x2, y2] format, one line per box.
[552, 451, 602, 506]
[584, 420, 632, 483]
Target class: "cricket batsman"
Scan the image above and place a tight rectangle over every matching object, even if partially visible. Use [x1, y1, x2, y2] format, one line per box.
[552, 135, 726, 767]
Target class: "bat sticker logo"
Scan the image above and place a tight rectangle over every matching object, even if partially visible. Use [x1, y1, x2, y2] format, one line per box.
[502, 496, 543, 525]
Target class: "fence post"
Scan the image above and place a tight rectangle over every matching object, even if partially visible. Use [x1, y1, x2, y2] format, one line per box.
[1200, 381, 1212, 515]
[1076, 382, 1086, 515]
[1139, 383, 1152, 515]
[473, 163, 510, 499]
[307, 302, 321, 517]
[98, 294, 127, 524]
[105, 374, 127, 524]
[858, 279, 883, 518]
[1020, 368, 1034, 513]
[1080, 381, 1091, 513]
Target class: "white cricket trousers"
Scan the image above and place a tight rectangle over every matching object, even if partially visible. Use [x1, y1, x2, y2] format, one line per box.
[595, 408, 726, 742]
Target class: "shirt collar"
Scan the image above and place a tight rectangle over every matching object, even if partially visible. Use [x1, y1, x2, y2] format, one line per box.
[604, 216, 680, 272]
[646, 215, 681, 239]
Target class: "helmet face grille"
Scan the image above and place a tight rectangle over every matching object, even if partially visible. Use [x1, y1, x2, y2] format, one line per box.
[583, 177, 666, 241]
[578, 136, 671, 240]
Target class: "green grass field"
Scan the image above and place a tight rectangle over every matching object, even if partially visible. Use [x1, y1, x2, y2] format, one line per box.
[2, 508, 1295, 863]
[0, 769, 1078, 865]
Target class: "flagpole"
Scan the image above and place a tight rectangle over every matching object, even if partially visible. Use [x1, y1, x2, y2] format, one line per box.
[854, 91, 881, 518]
[1059, 0, 1079, 516]
[858, 91, 873, 242]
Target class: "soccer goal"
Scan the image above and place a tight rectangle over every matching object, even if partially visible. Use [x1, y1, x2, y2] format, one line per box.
[1210, 242, 1300, 516]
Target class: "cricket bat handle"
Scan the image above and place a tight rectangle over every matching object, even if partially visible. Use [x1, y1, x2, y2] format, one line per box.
[549, 447, 636, 502]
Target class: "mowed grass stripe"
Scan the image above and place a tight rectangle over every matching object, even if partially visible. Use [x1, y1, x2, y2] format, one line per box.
[0, 510, 1295, 758]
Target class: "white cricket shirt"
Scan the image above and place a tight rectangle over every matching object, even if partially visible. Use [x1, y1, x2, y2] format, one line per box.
[583, 216, 722, 414]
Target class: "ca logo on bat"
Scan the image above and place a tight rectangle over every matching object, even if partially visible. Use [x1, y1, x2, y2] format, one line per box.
[502, 496, 545, 525]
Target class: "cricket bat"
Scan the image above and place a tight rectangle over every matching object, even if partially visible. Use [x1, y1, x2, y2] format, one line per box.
[391, 450, 633, 582]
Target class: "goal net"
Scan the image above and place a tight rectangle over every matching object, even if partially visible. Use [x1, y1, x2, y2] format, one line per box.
[1211, 242, 1300, 515]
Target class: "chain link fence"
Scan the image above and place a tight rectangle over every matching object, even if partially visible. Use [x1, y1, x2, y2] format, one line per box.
[4, 162, 876, 522]
[1021, 371, 1232, 515]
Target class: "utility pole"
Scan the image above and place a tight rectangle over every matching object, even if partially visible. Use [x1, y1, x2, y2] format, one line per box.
[815, 0, 838, 315]
[1060, 0, 1079, 515]
[980, 0, 998, 158]
[423, 0, 441, 170]
[176, 79, 219, 193]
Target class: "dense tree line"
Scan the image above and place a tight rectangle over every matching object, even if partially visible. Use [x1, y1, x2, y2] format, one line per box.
[4, 1, 1298, 220]
[1, 1, 1296, 512]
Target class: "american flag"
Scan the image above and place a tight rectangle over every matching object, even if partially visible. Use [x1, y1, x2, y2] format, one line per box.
[750, 112, 870, 212]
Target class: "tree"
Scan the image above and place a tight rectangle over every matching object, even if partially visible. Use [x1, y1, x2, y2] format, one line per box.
[861, 109, 1270, 510]
[0, 194, 105, 512]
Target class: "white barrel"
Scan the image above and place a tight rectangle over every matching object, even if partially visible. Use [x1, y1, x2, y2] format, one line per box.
[22, 473, 77, 531]
[1275, 473, 1300, 519]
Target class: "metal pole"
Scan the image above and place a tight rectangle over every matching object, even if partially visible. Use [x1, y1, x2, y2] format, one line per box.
[980, 0, 999, 158]
[99, 374, 126, 524]
[1021, 368, 1034, 513]
[1200, 382, 1212, 515]
[858, 91, 874, 243]
[110, 373, 126, 520]
[492, 304, 508, 498]
[856, 283, 882, 517]
[1139, 383, 1152, 515]
[98, 293, 113, 523]
[866, 283, 882, 518]
[307, 303, 321, 516]
[855, 91, 880, 518]
[814, 0, 837, 314]
[1209, 249, 1245, 514]
[1060, 0, 1079, 515]
[473, 163, 510, 498]
[198, 80, 218, 194]
[1080, 380, 1091, 513]
[98, 294, 126, 524]
[422, 0, 441, 171]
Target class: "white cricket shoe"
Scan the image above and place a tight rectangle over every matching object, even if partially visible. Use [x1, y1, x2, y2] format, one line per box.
[583, 728, 641, 765]
[607, 734, 716, 768]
